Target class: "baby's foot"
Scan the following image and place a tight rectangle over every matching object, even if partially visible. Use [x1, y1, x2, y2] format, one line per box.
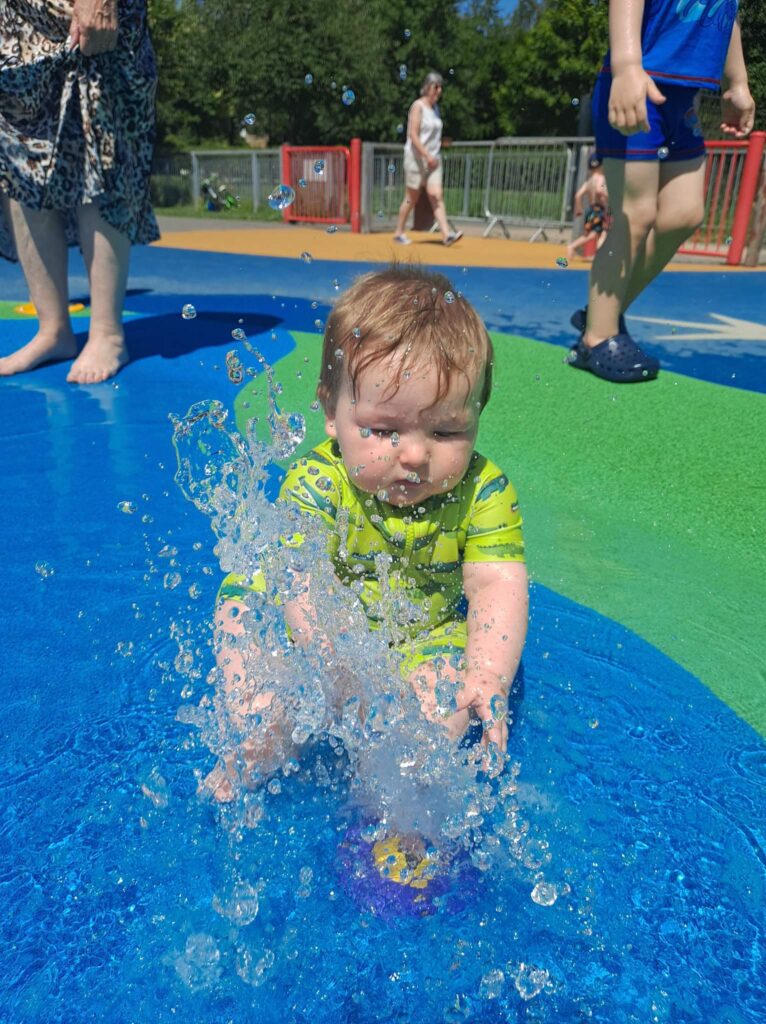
[0, 330, 77, 376]
[67, 332, 128, 384]
[199, 761, 236, 803]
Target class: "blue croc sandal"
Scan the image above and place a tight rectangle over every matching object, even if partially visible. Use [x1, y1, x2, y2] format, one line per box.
[568, 333, 659, 383]
[570, 307, 627, 336]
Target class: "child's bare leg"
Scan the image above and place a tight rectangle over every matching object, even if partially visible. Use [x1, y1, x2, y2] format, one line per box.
[622, 157, 705, 311]
[585, 160, 659, 347]
[394, 187, 421, 236]
[567, 233, 588, 259]
[0, 198, 77, 376]
[68, 202, 130, 384]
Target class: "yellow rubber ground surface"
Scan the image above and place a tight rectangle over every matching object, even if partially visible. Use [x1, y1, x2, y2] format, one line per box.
[152, 226, 762, 271]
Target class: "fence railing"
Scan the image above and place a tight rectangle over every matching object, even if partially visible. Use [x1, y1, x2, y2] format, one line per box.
[360, 138, 594, 234]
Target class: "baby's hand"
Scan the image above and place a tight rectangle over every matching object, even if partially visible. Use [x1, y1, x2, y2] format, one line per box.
[455, 670, 510, 763]
[608, 67, 665, 135]
[720, 84, 755, 138]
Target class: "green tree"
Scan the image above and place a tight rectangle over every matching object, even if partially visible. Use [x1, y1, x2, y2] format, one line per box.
[740, 0, 765, 130]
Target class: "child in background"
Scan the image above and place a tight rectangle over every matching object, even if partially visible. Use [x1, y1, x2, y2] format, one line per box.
[570, 0, 755, 383]
[567, 155, 610, 262]
[208, 266, 528, 801]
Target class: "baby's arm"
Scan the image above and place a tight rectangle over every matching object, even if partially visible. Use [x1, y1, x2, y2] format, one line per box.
[607, 0, 665, 135]
[457, 560, 529, 753]
[720, 19, 755, 138]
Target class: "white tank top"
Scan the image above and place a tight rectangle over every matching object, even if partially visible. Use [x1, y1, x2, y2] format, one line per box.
[405, 99, 442, 160]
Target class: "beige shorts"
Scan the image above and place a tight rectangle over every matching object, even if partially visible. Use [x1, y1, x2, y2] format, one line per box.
[404, 150, 442, 192]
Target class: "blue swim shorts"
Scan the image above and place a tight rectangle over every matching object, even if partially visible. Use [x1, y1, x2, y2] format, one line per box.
[592, 75, 705, 162]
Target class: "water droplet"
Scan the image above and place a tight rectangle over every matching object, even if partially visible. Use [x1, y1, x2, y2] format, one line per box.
[231, 327, 246, 341]
[555, 256, 569, 268]
[390, 431, 400, 447]
[117, 500, 137, 514]
[376, 210, 384, 218]
[330, 81, 336, 90]
[331, 278, 340, 290]
[403, 28, 411, 39]
[310, 400, 320, 411]
[341, 89, 355, 106]
[588, 718, 599, 729]
[405, 471, 420, 483]
[449, 68, 455, 76]
[334, 348, 344, 360]
[657, 146, 669, 160]
[399, 64, 408, 81]
[267, 777, 282, 795]
[326, 224, 338, 234]
[396, 123, 404, 134]
[242, 112, 256, 127]
[352, 327, 362, 338]
[35, 561, 54, 578]
[304, 73, 313, 85]
[387, 162, 396, 175]
[181, 303, 196, 320]
[359, 427, 371, 438]
[164, 572, 182, 590]
[300, 251, 313, 264]
[298, 178, 307, 188]
[376, 488, 389, 501]
[571, 97, 580, 107]
[314, 319, 324, 330]
[313, 160, 325, 175]
[725, 235, 733, 245]
[444, 290, 455, 304]
[530, 881, 558, 906]
[267, 184, 296, 210]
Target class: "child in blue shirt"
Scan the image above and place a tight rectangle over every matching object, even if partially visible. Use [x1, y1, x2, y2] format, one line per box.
[570, 0, 755, 383]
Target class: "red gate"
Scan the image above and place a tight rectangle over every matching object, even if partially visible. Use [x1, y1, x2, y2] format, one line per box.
[280, 139, 361, 232]
[679, 130, 765, 265]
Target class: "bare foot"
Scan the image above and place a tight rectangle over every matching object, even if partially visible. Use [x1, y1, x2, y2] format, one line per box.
[67, 333, 128, 384]
[0, 330, 77, 376]
[200, 761, 237, 804]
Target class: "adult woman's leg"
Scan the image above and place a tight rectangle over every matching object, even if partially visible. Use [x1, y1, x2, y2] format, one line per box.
[0, 199, 77, 376]
[68, 202, 130, 384]
[426, 186, 452, 242]
[394, 186, 422, 238]
[585, 159, 659, 348]
[622, 157, 705, 311]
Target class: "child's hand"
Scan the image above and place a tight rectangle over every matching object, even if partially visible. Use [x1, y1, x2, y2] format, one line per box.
[455, 670, 510, 758]
[609, 67, 665, 135]
[720, 84, 755, 138]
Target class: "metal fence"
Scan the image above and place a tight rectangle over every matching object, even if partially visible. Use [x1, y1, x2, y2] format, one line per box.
[151, 149, 283, 211]
[361, 137, 595, 234]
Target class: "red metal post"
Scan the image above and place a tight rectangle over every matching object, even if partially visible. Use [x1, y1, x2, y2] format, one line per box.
[349, 137, 362, 234]
[280, 143, 292, 223]
[726, 130, 766, 266]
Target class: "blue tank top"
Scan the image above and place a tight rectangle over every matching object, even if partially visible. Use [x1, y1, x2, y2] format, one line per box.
[602, 0, 739, 91]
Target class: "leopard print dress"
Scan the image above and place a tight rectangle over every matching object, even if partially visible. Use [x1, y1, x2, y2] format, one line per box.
[0, 0, 159, 261]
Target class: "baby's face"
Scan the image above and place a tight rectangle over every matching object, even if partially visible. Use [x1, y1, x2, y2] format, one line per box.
[326, 354, 482, 508]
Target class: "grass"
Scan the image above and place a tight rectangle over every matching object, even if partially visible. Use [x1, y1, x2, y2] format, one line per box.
[154, 199, 284, 223]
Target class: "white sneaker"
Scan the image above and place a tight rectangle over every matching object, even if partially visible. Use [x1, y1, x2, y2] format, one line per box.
[393, 234, 412, 245]
[444, 231, 463, 247]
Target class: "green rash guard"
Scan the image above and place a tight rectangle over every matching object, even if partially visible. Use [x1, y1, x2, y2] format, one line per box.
[219, 438, 525, 673]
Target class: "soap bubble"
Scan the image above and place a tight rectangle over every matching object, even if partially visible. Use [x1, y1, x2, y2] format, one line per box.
[352, 327, 362, 338]
[387, 162, 396, 175]
[403, 28, 411, 39]
[313, 160, 325, 175]
[331, 278, 340, 290]
[341, 89, 355, 106]
[242, 112, 256, 127]
[267, 184, 296, 210]
[657, 146, 669, 160]
[117, 500, 137, 514]
[314, 319, 324, 330]
[396, 123, 404, 134]
[444, 290, 455, 303]
[326, 224, 338, 234]
[298, 178, 307, 188]
[725, 235, 733, 245]
[555, 256, 569, 268]
[571, 97, 580, 107]
[300, 251, 313, 264]
[231, 327, 246, 341]
[399, 64, 408, 81]
[449, 67, 455, 76]
[35, 561, 54, 578]
[181, 303, 196, 320]
[304, 73, 313, 85]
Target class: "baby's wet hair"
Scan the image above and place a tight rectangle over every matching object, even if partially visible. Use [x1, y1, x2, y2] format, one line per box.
[317, 265, 493, 415]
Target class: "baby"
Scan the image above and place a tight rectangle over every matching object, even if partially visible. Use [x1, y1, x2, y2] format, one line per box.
[207, 266, 528, 800]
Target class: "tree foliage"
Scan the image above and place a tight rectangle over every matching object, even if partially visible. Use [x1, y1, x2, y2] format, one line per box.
[148, 0, 765, 150]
